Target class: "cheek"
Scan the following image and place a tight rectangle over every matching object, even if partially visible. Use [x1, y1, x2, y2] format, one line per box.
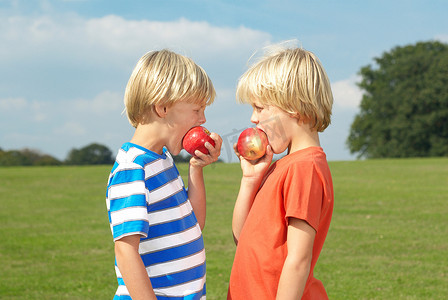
[173, 114, 193, 130]
[263, 120, 290, 153]
[268, 138, 289, 154]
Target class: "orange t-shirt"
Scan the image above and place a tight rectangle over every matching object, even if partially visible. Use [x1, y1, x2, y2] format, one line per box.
[228, 147, 334, 300]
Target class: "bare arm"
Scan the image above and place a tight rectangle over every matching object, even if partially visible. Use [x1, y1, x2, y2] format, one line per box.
[187, 132, 222, 230]
[115, 235, 157, 300]
[187, 163, 206, 229]
[232, 176, 262, 243]
[232, 144, 273, 244]
[276, 218, 316, 300]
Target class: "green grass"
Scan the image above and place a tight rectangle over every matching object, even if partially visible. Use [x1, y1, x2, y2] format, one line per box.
[0, 158, 447, 299]
[319, 158, 448, 299]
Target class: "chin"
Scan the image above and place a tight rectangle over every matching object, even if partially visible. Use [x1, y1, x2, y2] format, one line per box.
[271, 144, 287, 155]
[167, 144, 183, 156]
[169, 148, 181, 156]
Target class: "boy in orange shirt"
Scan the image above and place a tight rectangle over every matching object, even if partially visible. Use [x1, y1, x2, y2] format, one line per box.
[228, 43, 334, 299]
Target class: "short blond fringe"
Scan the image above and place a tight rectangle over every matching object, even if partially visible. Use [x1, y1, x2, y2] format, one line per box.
[124, 49, 215, 128]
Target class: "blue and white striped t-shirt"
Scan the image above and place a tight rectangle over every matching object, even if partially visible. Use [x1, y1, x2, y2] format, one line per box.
[106, 143, 206, 300]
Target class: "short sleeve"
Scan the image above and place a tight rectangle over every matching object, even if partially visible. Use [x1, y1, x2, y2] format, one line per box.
[282, 161, 323, 231]
[107, 166, 150, 241]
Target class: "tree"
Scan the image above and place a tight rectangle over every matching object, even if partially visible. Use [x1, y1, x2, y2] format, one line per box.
[66, 143, 114, 165]
[347, 41, 448, 158]
[0, 150, 32, 166]
[20, 148, 62, 166]
[0, 148, 62, 166]
[172, 153, 192, 163]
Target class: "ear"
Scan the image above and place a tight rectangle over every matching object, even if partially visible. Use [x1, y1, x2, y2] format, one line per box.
[288, 112, 301, 120]
[154, 105, 168, 118]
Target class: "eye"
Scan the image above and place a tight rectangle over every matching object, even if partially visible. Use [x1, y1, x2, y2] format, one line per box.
[254, 105, 263, 112]
[193, 106, 202, 112]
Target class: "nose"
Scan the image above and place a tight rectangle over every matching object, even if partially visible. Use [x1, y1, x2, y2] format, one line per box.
[250, 110, 258, 124]
[199, 110, 206, 125]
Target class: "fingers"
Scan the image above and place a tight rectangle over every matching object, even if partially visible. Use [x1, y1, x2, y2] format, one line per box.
[209, 132, 221, 142]
[207, 132, 222, 159]
[262, 145, 274, 162]
[191, 132, 222, 166]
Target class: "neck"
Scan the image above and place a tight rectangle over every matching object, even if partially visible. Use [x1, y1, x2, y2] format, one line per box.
[288, 123, 321, 154]
[130, 121, 165, 154]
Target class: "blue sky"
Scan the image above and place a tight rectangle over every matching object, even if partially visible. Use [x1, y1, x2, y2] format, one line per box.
[1, 0, 447, 162]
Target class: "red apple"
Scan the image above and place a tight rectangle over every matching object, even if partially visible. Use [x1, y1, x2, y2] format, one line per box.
[182, 126, 215, 156]
[237, 128, 269, 160]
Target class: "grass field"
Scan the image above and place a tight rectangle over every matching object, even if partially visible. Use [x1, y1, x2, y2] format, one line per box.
[0, 158, 447, 299]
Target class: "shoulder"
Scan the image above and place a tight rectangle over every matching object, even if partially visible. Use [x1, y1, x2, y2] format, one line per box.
[285, 147, 328, 168]
[112, 144, 173, 172]
[279, 147, 330, 182]
[108, 144, 164, 186]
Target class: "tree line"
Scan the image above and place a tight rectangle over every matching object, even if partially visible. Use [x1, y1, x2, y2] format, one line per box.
[0, 143, 192, 166]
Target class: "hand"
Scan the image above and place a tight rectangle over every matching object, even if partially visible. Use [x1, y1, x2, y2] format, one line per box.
[189, 132, 222, 168]
[233, 143, 273, 180]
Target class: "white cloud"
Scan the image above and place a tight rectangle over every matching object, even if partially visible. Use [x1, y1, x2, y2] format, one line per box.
[0, 97, 50, 122]
[331, 76, 363, 109]
[0, 14, 271, 68]
[0, 90, 123, 136]
[0, 97, 27, 110]
[84, 16, 271, 55]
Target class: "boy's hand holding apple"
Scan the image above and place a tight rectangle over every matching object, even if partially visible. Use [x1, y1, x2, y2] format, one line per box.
[182, 126, 222, 167]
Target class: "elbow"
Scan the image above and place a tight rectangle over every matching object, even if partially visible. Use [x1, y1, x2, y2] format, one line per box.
[199, 221, 205, 231]
[298, 259, 312, 277]
[232, 232, 238, 246]
[232, 224, 240, 245]
[195, 208, 206, 231]
[286, 254, 312, 277]
[302, 259, 312, 276]
[197, 215, 206, 231]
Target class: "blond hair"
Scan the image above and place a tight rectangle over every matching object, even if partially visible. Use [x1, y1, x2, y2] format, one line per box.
[237, 44, 333, 132]
[124, 49, 216, 127]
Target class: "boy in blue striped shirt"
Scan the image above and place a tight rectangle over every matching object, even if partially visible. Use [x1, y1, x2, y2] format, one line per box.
[106, 49, 222, 300]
